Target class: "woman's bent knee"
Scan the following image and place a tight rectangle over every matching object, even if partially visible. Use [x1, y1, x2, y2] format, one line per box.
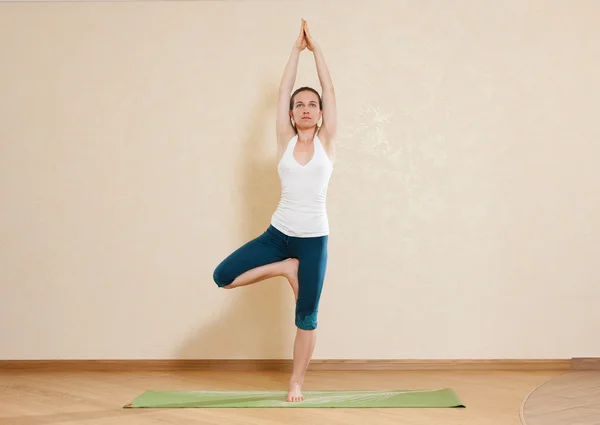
[212, 266, 232, 288]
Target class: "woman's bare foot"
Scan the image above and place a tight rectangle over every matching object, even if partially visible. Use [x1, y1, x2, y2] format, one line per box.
[283, 258, 299, 300]
[286, 381, 304, 402]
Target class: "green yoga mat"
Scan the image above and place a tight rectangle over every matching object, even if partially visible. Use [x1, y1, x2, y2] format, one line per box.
[123, 388, 465, 408]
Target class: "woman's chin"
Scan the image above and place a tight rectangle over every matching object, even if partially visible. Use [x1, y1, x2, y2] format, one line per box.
[297, 121, 315, 130]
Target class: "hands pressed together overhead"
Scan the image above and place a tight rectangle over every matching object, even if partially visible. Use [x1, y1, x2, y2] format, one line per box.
[295, 19, 318, 52]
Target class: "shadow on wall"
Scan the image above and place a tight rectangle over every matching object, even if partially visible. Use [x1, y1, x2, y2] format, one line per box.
[178, 79, 295, 363]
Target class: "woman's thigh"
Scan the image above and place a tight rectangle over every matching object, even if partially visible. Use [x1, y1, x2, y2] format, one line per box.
[212, 226, 290, 287]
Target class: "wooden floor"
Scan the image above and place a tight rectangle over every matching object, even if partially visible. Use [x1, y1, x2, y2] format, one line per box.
[0, 369, 568, 425]
[521, 371, 600, 425]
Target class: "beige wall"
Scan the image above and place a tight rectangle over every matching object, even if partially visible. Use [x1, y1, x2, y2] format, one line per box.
[1, 0, 599, 361]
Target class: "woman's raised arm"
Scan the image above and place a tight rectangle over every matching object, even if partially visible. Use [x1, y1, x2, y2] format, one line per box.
[304, 22, 337, 151]
[276, 19, 306, 145]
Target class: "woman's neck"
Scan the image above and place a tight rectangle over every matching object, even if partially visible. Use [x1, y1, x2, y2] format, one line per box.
[297, 127, 317, 144]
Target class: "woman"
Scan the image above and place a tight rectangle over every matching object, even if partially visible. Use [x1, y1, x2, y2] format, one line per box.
[212, 19, 336, 403]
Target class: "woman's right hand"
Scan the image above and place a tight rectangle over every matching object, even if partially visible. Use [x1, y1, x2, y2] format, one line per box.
[295, 19, 307, 51]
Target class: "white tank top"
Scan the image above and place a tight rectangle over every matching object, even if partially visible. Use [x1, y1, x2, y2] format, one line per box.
[270, 133, 333, 237]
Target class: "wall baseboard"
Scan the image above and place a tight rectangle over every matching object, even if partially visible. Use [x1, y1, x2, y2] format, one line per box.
[571, 357, 600, 370]
[0, 358, 573, 372]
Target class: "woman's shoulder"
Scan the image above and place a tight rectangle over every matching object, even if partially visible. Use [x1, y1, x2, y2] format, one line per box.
[277, 127, 297, 147]
[316, 129, 336, 162]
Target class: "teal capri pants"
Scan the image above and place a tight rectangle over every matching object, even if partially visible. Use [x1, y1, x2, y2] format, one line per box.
[212, 225, 328, 331]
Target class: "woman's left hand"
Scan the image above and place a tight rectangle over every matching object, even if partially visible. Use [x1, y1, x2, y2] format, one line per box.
[303, 20, 319, 52]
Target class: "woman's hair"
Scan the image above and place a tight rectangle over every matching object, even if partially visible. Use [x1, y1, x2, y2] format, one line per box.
[289, 86, 322, 110]
[289, 86, 322, 133]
